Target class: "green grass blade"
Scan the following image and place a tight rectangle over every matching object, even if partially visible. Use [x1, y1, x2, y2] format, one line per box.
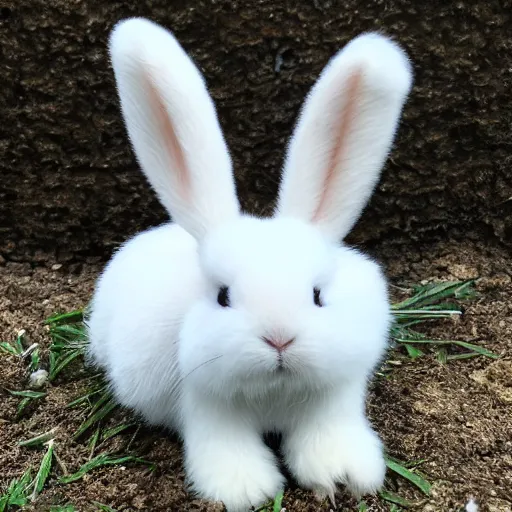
[404, 344, 424, 359]
[448, 340, 499, 358]
[10, 391, 46, 417]
[48, 349, 84, 381]
[0, 342, 20, 356]
[403, 458, 428, 469]
[446, 352, 482, 361]
[66, 388, 103, 409]
[58, 453, 155, 484]
[0, 467, 32, 511]
[30, 348, 40, 371]
[19, 429, 57, 448]
[45, 310, 84, 325]
[395, 338, 498, 359]
[65, 395, 94, 409]
[16, 398, 32, 418]
[392, 280, 475, 310]
[49, 505, 77, 512]
[8, 390, 46, 399]
[393, 306, 461, 315]
[73, 398, 117, 440]
[273, 490, 284, 512]
[101, 423, 136, 443]
[49, 324, 86, 339]
[387, 280, 491, 365]
[15, 331, 26, 353]
[253, 503, 270, 512]
[380, 490, 412, 507]
[358, 502, 368, 512]
[30, 440, 54, 500]
[386, 457, 431, 495]
[92, 502, 117, 512]
[88, 390, 112, 415]
[87, 425, 101, 457]
[48, 332, 74, 345]
[436, 347, 448, 364]
[49, 351, 57, 378]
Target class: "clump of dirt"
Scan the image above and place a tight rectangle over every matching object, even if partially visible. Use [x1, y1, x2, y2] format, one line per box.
[470, 360, 512, 405]
[1, 239, 511, 511]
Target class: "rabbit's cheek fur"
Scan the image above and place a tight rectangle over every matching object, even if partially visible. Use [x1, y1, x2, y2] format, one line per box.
[178, 242, 391, 403]
[179, 301, 278, 396]
[300, 306, 389, 384]
[178, 288, 389, 403]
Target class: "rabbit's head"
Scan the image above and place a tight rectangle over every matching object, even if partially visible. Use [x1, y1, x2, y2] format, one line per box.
[109, 19, 413, 398]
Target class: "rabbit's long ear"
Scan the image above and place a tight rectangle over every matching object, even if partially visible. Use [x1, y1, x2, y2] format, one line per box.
[275, 33, 413, 241]
[109, 18, 239, 240]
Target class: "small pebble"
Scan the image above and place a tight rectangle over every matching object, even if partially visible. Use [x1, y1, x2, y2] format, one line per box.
[29, 369, 48, 389]
[465, 498, 479, 512]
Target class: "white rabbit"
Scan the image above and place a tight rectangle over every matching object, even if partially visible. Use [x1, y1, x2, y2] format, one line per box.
[87, 17, 413, 512]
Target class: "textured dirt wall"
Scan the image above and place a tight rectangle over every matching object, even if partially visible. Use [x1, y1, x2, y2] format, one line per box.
[1, 0, 511, 262]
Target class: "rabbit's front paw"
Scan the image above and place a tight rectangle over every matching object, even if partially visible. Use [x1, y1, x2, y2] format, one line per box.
[188, 446, 285, 512]
[284, 422, 385, 499]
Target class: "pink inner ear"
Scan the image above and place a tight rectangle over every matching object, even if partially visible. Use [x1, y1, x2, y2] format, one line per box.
[145, 73, 190, 197]
[312, 68, 362, 223]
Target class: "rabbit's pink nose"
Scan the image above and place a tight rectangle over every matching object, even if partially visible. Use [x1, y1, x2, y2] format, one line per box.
[262, 336, 295, 352]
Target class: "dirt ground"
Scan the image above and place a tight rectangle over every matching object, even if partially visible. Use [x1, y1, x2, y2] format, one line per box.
[3, 1, 512, 260]
[1, 238, 511, 512]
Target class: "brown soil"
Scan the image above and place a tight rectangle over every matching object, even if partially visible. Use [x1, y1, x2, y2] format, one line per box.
[1, 239, 511, 512]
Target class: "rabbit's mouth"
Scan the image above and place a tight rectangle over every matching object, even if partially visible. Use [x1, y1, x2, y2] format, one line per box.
[271, 352, 299, 377]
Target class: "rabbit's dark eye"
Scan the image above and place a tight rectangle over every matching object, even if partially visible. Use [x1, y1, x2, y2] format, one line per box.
[217, 286, 230, 308]
[313, 287, 323, 307]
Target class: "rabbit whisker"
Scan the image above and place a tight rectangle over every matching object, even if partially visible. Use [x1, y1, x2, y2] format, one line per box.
[182, 355, 224, 382]
[165, 355, 223, 399]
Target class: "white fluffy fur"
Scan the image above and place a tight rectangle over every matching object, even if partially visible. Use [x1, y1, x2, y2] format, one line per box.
[277, 32, 413, 241]
[109, 18, 239, 240]
[88, 18, 413, 512]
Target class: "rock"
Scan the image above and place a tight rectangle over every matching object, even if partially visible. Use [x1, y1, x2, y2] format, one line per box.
[28, 369, 49, 389]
